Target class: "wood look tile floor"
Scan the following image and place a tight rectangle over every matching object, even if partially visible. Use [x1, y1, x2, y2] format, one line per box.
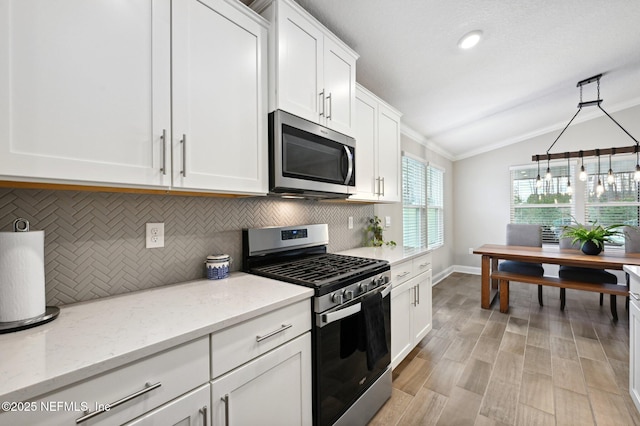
[369, 273, 640, 425]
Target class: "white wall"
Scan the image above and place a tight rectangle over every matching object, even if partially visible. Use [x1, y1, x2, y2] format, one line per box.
[375, 132, 455, 282]
[453, 103, 640, 269]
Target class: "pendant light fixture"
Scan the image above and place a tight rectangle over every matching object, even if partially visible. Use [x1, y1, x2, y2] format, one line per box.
[596, 149, 604, 197]
[607, 150, 615, 185]
[532, 75, 639, 180]
[535, 155, 542, 189]
[566, 152, 573, 195]
[579, 150, 587, 181]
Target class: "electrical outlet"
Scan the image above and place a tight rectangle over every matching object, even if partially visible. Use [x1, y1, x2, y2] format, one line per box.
[348, 216, 354, 229]
[146, 223, 164, 248]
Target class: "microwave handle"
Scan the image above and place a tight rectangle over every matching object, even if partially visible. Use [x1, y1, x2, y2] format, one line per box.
[343, 146, 354, 185]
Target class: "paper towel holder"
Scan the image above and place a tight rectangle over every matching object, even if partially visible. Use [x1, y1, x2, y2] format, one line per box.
[0, 218, 60, 334]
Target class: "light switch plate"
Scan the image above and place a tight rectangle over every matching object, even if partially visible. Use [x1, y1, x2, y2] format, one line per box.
[146, 223, 164, 248]
[385, 216, 391, 227]
[348, 217, 354, 229]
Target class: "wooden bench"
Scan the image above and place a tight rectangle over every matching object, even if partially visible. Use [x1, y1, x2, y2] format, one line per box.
[491, 270, 629, 321]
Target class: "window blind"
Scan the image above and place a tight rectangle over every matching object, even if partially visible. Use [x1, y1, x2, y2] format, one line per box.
[584, 155, 640, 248]
[510, 162, 574, 244]
[402, 155, 427, 249]
[427, 164, 444, 249]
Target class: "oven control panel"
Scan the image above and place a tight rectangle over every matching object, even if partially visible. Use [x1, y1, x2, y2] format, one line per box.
[315, 270, 391, 314]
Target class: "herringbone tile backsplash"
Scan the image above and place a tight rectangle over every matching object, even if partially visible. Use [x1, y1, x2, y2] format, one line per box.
[0, 189, 374, 306]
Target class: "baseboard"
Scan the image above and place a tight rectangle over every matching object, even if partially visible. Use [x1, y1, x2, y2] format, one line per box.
[432, 265, 481, 285]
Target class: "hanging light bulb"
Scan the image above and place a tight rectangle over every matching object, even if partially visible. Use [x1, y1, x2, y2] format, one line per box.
[535, 155, 543, 189]
[545, 158, 552, 181]
[596, 150, 604, 197]
[607, 152, 615, 185]
[635, 146, 640, 182]
[565, 153, 573, 195]
[579, 151, 587, 181]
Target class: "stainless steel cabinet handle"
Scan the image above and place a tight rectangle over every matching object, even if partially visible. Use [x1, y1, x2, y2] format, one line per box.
[396, 271, 410, 279]
[419, 262, 430, 269]
[381, 177, 385, 196]
[221, 394, 229, 426]
[630, 292, 640, 301]
[256, 323, 293, 342]
[180, 134, 187, 177]
[319, 90, 325, 117]
[411, 286, 416, 307]
[160, 129, 167, 175]
[375, 177, 381, 196]
[416, 284, 420, 305]
[75, 382, 161, 424]
[326, 93, 332, 119]
[200, 406, 208, 426]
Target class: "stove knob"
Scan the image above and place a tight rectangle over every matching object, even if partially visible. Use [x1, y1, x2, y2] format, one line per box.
[343, 290, 354, 300]
[376, 277, 385, 286]
[359, 282, 369, 293]
[331, 292, 343, 304]
[370, 278, 378, 288]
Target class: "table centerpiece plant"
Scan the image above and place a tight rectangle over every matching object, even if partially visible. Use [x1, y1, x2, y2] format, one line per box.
[560, 218, 624, 255]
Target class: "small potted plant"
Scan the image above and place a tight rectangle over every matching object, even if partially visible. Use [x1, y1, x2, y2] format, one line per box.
[560, 218, 623, 255]
[366, 216, 396, 247]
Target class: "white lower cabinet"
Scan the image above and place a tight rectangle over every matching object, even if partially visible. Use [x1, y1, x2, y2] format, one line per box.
[628, 270, 640, 413]
[390, 254, 432, 369]
[2, 337, 209, 426]
[124, 384, 210, 426]
[210, 332, 312, 426]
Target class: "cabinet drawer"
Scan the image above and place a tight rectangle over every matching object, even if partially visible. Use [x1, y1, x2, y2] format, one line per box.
[413, 253, 432, 275]
[211, 299, 311, 379]
[3, 337, 209, 426]
[391, 260, 413, 287]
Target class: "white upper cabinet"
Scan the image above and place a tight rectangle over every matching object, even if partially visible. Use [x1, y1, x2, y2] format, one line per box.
[0, 0, 268, 195]
[351, 84, 402, 202]
[172, 0, 268, 194]
[0, 0, 172, 188]
[253, 0, 358, 137]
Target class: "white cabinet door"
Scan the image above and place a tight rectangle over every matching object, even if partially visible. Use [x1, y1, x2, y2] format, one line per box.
[391, 281, 413, 369]
[630, 299, 640, 413]
[0, 0, 171, 188]
[172, 0, 267, 195]
[353, 91, 378, 200]
[276, 1, 323, 124]
[412, 272, 433, 344]
[323, 37, 356, 137]
[377, 104, 401, 202]
[211, 332, 312, 426]
[124, 385, 209, 426]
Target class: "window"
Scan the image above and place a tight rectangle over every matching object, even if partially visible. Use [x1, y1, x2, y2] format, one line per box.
[510, 162, 574, 244]
[427, 164, 444, 249]
[402, 154, 445, 250]
[584, 155, 640, 246]
[403, 155, 426, 249]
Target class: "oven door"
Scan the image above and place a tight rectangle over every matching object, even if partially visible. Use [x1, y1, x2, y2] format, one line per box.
[313, 284, 391, 426]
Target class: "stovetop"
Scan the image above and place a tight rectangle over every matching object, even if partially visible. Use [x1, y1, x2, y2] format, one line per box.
[249, 253, 388, 288]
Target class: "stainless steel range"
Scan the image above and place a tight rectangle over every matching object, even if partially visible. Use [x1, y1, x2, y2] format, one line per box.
[243, 224, 392, 426]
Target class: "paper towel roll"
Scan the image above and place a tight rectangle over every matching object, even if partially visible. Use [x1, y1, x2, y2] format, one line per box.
[0, 230, 46, 322]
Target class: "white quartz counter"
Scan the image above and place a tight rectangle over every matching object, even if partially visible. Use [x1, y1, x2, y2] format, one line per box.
[0, 273, 313, 403]
[624, 265, 640, 281]
[338, 246, 430, 266]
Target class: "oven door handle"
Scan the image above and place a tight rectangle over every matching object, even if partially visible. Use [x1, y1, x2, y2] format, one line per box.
[321, 284, 391, 325]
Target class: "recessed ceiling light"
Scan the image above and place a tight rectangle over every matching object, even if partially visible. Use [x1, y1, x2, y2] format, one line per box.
[458, 30, 483, 50]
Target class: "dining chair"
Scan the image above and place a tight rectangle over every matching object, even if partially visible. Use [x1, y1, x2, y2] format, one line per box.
[557, 236, 618, 319]
[498, 224, 545, 305]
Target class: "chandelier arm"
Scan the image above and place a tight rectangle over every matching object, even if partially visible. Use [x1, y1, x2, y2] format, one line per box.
[597, 105, 640, 146]
[545, 107, 583, 154]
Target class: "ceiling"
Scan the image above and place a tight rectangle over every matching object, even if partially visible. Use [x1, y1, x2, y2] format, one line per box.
[251, 0, 640, 160]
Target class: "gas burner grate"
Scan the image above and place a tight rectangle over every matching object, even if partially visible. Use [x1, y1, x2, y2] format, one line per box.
[252, 254, 384, 286]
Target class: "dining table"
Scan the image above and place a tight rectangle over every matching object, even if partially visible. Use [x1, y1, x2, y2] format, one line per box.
[473, 244, 640, 309]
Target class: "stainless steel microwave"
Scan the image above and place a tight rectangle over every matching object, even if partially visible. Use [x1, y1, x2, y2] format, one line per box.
[269, 110, 355, 199]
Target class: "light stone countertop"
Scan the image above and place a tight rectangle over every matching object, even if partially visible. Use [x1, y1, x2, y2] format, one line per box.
[0, 273, 313, 403]
[624, 265, 640, 282]
[338, 246, 431, 266]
